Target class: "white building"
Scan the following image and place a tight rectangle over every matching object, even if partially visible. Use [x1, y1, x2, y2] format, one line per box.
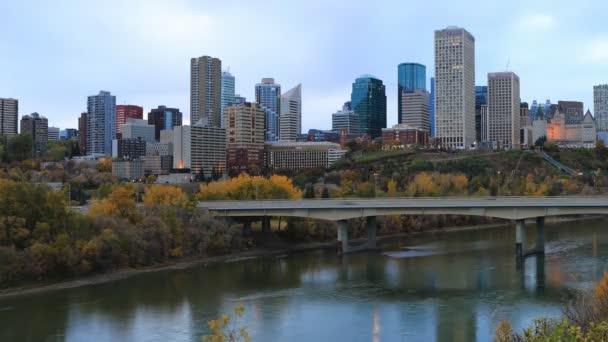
[434, 26, 476, 149]
[332, 105, 359, 134]
[264, 141, 346, 171]
[594, 84, 608, 132]
[400, 89, 430, 133]
[279, 84, 302, 141]
[120, 118, 155, 142]
[48, 126, 60, 142]
[487, 72, 520, 149]
[173, 125, 191, 170]
[191, 124, 226, 176]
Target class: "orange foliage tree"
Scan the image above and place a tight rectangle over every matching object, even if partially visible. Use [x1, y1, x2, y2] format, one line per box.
[197, 174, 302, 200]
[89, 186, 138, 222]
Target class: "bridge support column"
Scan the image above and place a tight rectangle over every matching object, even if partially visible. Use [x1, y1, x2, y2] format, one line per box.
[535, 217, 545, 254]
[515, 219, 526, 268]
[262, 217, 271, 234]
[337, 220, 348, 254]
[366, 216, 377, 249]
[242, 221, 252, 237]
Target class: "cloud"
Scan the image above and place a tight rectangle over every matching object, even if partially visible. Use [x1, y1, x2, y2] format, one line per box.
[516, 13, 556, 31]
[580, 37, 608, 63]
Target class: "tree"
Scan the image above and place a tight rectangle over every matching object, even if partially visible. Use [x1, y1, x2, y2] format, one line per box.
[321, 186, 330, 198]
[196, 174, 302, 201]
[143, 185, 189, 207]
[304, 185, 315, 198]
[597, 140, 608, 159]
[97, 158, 112, 173]
[7, 133, 34, 162]
[89, 186, 138, 223]
[386, 179, 398, 197]
[47, 142, 67, 161]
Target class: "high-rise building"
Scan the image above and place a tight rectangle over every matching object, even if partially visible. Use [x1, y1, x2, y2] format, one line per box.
[594, 84, 608, 132]
[234, 94, 247, 106]
[0, 98, 18, 138]
[475, 86, 488, 142]
[434, 26, 476, 149]
[255, 78, 281, 141]
[60, 128, 78, 140]
[120, 118, 155, 142]
[430, 77, 435, 137]
[480, 105, 489, 143]
[148, 106, 183, 141]
[115, 105, 143, 134]
[225, 102, 265, 171]
[351, 75, 387, 139]
[48, 127, 60, 142]
[400, 90, 430, 133]
[191, 124, 226, 176]
[87, 91, 116, 156]
[112, 137, 147, 160]
[190, 55, 221, 126]
[397, 63, 426, 124]
[173, 125, 191, 170]
[520, 102, 530, 128]
[332, 103, 360, 134]
[487, 72, 520, 149]
[20, 112, 48, 154]
[220, 71, 235, 128]
[279, 84, 302, 141]
[78, 112, 87, 155]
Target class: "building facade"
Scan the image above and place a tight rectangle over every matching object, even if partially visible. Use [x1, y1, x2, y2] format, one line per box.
[48, 127, 60, 142]
[0, 98, 18, 138]
[172, 125, 191, 170]
[145, 142, 172, 156]
[264, 141, 346, 171]
[480, 105, 489, 143]
[115, 105, 143, 134]
[279, 84, 302, 141]
[61, 128, 78, 140]
[112, 160, 144, 180]
[332, 103, 360, 134]
[20, 112, 48, 154]
[351, 75, 387, 139]
[120, 118, 155, 142]
[112, 137, 147, 160]
[397, 63, 426, 124]
[487, 72, 520, 149]
[255, 78, 281, 141]
[546, 109, 596, 147]
[190, 56, 221, 126]
[87, 91, 116, 156]
[557, 101, 584, 118]
[78, 112, 87, 155]
[381, 124, 429, 146]
[225, 102, 265, 171]
[400, 89, 430, 133]
[191, 124, 226, 176]
[220, 71, 235, 128]
[434, 26, 476, 149]
[148, 106, 182, 141]
[430, 77, 435, 137]
[594, 84, 608, 132]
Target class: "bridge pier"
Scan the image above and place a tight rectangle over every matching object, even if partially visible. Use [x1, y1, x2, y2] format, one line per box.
[535, 216, 545, 254]
[337, 220, 349, 254]
[262, 217, 271, 234]
[366, 216, 377, 249]
[515, 219, 526, 268]
[242, 221, 252, 237]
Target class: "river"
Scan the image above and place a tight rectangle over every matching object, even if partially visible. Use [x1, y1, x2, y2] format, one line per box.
[1, 218, 607, 341]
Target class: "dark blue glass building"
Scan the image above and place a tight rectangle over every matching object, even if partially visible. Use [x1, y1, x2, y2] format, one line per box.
[430, 77, 435, 137]
[351, 75, 387, 139]
[398, 63, 426, 124]
[475, 86, 488, 142]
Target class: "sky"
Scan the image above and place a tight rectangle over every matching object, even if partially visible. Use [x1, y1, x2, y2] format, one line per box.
[2, 0, 608, 131]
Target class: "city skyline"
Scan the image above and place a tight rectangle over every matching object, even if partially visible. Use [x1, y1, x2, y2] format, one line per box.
[2, 0, 608, 132]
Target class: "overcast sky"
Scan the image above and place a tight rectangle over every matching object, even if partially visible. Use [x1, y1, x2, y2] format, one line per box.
[2, 0, 608, 131]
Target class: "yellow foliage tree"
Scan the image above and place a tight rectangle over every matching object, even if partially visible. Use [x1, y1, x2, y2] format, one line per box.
[89, 186, 138, 222]
[97, 158, 112, 173]
[387, 179, 398, 197]
[197, 174, 302, 201]
[143, 185, 189, 207]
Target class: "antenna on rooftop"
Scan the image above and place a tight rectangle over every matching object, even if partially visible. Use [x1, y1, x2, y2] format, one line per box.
[506, 59, 510, 72]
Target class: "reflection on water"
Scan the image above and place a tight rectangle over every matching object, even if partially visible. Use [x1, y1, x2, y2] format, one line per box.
[1, 218, 608, 341]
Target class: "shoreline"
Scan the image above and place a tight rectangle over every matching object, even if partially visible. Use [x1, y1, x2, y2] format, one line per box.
[0, 215, 602, 299]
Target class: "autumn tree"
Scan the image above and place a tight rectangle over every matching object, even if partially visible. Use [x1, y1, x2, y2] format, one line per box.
[97, 158, 112, 173]
[143, 185, 189, 207]
[197, 174, 302, 200]
[89, 186, 138, 223]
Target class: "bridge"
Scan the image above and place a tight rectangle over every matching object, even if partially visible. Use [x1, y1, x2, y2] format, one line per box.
[198, 197, 608, 261]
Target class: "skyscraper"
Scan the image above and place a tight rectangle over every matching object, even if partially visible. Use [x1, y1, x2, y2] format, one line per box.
[475, 86, 488, 142]
[279, 84, 302, 141]
[255, 78, 281, 141]
[220, 71, 235, 128]
[401, 90, 430, 133]
[148, 106, 183, 140]
[397, 63, 426, 124]
[351, 75, 387, 139]
[225, 102, 265, 171]
[190, 55, 221, 126]
[116, 105, 143, 134]
[430, 77, 435, 137]
[332, 103, 359, 134]
[78, 112, 87, 155]
[530, 100, 539, 122]
[48, 127, 60, 142]
[0, 98, 18, 138]
[594, 84, 608, 132]
[434, 26, 476, 149]
[87, 91, 116, 156]
[20, 112, 48, 154]
[487, 72, 520, 149]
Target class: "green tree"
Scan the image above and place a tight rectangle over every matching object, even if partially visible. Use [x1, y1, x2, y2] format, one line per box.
[7, 133, 34, 162]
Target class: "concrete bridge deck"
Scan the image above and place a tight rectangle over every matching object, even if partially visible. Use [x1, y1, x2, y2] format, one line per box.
[198, 197, 608, 221]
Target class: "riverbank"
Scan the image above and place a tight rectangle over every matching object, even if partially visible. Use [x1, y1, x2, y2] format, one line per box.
[0, 215, 602, 299]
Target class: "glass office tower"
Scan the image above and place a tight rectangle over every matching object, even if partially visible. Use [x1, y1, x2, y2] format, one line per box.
[398, 63, 426, 124]
[351, 75, 387, 139]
